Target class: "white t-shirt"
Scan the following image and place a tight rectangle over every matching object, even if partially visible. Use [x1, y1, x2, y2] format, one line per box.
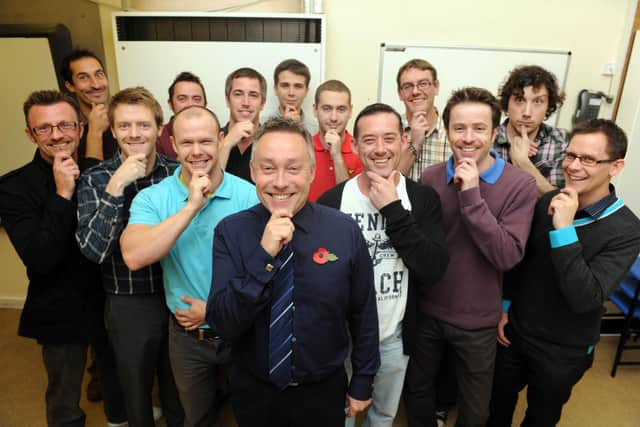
[340, 176, 411, 342]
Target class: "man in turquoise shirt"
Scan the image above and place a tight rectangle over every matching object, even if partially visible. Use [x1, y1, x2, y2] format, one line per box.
[121, 106, 259, 427]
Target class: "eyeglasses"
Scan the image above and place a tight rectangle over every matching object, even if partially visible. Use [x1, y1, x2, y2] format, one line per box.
[563, 152, 615, 167]
[31, 121, 79, 136]
[400, 80, 434, 94]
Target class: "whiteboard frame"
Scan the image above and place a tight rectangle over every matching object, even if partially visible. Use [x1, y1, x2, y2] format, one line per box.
[378, 43, 571, 127]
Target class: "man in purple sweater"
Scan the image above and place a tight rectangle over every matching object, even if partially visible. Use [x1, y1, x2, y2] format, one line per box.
[405, 87, 538, 427]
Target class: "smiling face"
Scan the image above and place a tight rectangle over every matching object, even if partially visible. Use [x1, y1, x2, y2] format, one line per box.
[275, 70, 309, 111]
[398, 67, 439, 117]
[226, 77, 265, 125]
[563, 131, 624, 208]
[65, 57, 109, 108]
[506, 85, 549, 137]
[171, 110, 221, 184]
[111, 103, 160, 162]
[251, 130, 314, 215]
[25, 102, 83, 164]
[353, 112, 406, 178]
[446, 102, 498, 173]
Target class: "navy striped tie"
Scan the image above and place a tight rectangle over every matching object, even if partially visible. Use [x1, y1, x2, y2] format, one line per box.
[268, 243, 294, 389]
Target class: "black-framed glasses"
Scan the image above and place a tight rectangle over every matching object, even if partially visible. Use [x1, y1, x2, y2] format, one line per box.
[31, 121, 79, 136]
[400, 80, 434, 94]
[563, 152, 615, 167]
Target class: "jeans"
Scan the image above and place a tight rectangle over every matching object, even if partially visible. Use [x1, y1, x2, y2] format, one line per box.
[41, 343, 87, 427]
[168, 316, 230, 427]
[346, 325, 409, 427]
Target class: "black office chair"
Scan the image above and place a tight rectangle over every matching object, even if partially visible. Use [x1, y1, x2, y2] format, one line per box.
[609, 257, 640, 377]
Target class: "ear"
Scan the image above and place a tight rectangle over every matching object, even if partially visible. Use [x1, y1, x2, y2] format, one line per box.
[24, 127, 36, 144]
[171, 136, 178, 157]
[400, 130, 409, 148]
[312, 103, 318, 118]
[157, 124, 164, 139]
[490, 127, 499, 144]
[434, 79, 440, 96]
[351, 137, 359, 155]
[609, 158, 625, 178]
[64, 80, 75, 94]
[250, 160, 256, 183]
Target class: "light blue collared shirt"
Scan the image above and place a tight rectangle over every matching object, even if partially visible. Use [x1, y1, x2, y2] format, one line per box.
[445, 150, 506, 184]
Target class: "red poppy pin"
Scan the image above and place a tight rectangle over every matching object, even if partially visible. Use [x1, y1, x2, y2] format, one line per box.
[313, 247, 338, 265]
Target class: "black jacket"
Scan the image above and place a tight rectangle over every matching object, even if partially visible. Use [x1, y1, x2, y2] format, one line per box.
[0, 151, 102, 344]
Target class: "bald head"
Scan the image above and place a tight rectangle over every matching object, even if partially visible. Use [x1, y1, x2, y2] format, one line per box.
[172, 105, 220, 137]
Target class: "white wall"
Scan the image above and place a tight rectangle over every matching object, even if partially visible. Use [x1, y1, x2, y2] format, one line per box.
[614, 30, 640, 216]
[99, 0, 634, 131]
[323, 0, 633, 130]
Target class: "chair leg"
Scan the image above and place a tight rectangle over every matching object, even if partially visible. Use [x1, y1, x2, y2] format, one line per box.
[611, 287, 640, 378]
[611, 311, 633, 377]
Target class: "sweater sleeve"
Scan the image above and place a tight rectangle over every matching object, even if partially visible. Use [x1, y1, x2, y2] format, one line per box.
[550, 217, 640, 313]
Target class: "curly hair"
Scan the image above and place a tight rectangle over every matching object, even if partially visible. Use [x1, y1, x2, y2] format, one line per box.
[498, 65, 565, 119]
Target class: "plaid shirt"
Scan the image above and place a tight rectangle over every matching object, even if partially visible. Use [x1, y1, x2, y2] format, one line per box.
[402, 113, 451, 182]
[76, 153, 178, 294]
[493, 120, 569, 188]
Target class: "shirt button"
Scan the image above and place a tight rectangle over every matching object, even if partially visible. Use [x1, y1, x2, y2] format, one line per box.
[329, 166, 334, 171]
[265, 263, 274, 272]
[292, 305, 295, 311]
[291, 365, 296, 370]
[292, 336, 297, 343]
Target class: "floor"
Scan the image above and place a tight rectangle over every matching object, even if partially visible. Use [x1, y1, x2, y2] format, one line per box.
[0, 308, 638, 426]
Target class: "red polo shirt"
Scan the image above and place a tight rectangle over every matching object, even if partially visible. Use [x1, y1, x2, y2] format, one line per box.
[308, 131, 363, 201]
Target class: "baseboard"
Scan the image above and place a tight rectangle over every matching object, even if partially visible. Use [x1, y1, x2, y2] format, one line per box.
[0, 297, 25, 309]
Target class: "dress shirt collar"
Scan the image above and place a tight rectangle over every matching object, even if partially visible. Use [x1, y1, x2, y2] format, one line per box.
[576, 184, 618, 220]
[445, 150, 505, 184]
[254, 201, 314, 234]
[312, 131, 354, 154]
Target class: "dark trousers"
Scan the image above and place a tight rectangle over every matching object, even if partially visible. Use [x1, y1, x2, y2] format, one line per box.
[230, 365, 348, 427]
[91, 320, 128, 424]
[41, 343, 87, 427]
[487, 324, 594, 427]
[105, 293, 184, 427]
[435, 344, 458, 411]
[405, 314, 497, 427]
[168, 316, 230, 427]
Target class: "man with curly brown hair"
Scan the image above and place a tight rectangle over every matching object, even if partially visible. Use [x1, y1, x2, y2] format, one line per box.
[493, 65, 569, 195]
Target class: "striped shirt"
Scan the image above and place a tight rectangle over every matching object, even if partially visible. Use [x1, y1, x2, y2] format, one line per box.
[402, 113, 451, 182]
[76, 153, 178, 294]
[493, 120, 569, 188]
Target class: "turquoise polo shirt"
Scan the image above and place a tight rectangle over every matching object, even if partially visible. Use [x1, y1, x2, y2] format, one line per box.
[128, 167, 259, 326]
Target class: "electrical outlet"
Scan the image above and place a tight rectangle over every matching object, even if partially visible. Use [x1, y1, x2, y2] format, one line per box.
[602, 63, 615, 76]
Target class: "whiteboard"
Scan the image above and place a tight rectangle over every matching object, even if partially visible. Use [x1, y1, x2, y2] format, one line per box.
[378, 44, 571, 126]
[113, 14, 325, 126]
